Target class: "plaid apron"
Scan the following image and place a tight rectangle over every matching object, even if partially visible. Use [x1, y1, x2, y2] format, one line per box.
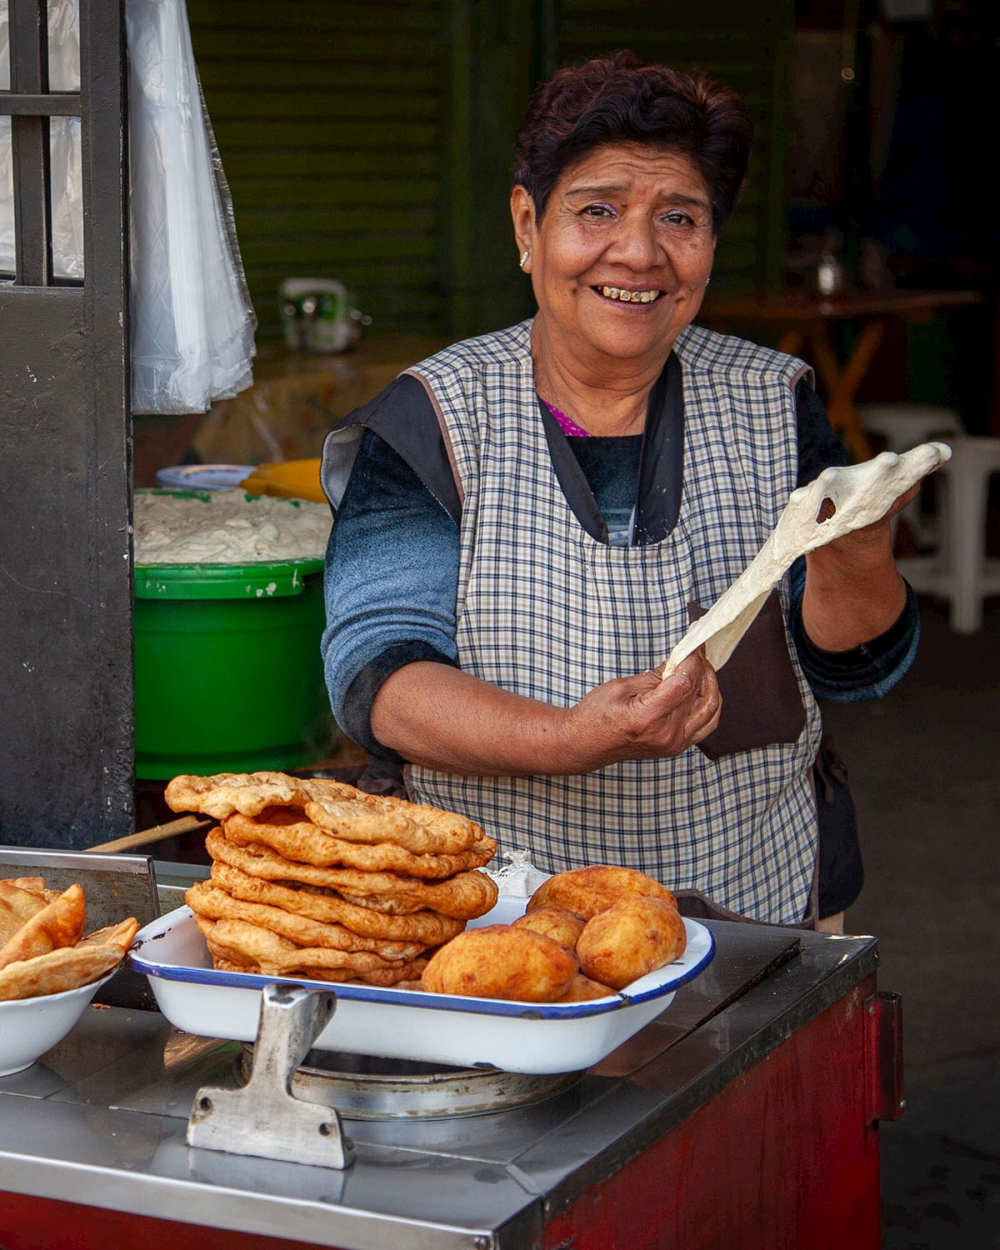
[405, 320, 822, 924]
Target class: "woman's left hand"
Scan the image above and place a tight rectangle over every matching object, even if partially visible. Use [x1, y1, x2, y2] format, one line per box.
[801, 482, 920, 652]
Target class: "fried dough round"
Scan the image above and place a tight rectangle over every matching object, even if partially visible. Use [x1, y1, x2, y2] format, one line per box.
[165, 770, 484, 855]
[526, 865, 677, 921]
[554, 973, 617, 1003]
[223, 808, 496, 878]
[511, 907, 586, 951]
[576, 897, 687, 991]
[332, 890, 426, 915]
[187, 880, 429, 960]
[303, 797, 481, 855]
[205, 829, 497, 920]
[209, 953, 431, 987]
[422, 924, 578, 1002]
[200, 917, 428, 982]
[209, 857, 466, 945]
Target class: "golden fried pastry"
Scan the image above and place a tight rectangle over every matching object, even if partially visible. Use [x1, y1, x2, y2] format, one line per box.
[199, 917, 428, 983]
[303, 797, 482, 855]
[78, 917, 140, 953]
[1, 880, 51, 945]
[166, 771, 320, 818]
[166, 771, 484, 856]
[576, 897, 687, 991]
[204, 829, 497, 920]
[554, 973, 617, 1002]
[207, 851, 466, 945]
[222, 808, 496, 878]
[0, 883, 86, 970]
[526, 865, 677, 921]
[511, 906, 586, 951]
[209, 953, 431, 987]
[187, 880, 429, 960]
[0, 943, 123, 1002]
[422, 924, 578, 1002]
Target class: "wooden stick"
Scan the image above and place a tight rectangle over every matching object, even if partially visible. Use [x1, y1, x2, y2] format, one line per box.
[86, 815, 210, 854]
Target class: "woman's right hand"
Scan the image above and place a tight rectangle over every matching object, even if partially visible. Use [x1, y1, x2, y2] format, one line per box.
[566, 650, 722, 770]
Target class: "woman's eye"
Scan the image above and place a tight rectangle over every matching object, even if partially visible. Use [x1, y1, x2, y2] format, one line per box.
[581, 203, 615, 219]
[663, 211, 694, 227]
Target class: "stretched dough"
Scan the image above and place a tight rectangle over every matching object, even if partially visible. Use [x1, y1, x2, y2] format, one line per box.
[661, 442, 951, 678]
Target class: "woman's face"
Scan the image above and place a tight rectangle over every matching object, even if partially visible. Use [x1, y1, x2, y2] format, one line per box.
[511, 143, 717, 368]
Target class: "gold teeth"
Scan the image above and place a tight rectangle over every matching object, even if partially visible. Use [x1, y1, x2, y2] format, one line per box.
[598, 286, 661, 303]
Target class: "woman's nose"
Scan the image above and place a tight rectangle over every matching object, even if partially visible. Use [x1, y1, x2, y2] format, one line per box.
[607, 216, 663, 269]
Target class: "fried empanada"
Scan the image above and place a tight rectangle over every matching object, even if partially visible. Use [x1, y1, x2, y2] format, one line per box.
[0, 943, 122, 1002]
[0, 883, 86, 970]
[576, 897, 687, 990]
[527, 865, 677, 921]
[0, 880, 51, 946]
[554, 973, 617, 1002]
[421, 924, 578, 1002]
[511, 906, 586, 951]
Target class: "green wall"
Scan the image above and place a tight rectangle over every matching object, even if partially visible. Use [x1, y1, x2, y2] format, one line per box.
[187, 0, 794, 343]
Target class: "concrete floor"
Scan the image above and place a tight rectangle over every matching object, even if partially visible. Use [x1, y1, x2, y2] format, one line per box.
[825, 597, 1000, 1247]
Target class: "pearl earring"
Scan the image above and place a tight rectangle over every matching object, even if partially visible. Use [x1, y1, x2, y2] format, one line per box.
[519, 250, 530, 269]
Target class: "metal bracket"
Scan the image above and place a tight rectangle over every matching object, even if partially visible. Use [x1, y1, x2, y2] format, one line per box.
[863, 990, 905, 1123]
[187, 983, 356, 1169]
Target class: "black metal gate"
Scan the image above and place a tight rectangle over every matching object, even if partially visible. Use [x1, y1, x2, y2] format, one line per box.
[0, 0, 131, 847]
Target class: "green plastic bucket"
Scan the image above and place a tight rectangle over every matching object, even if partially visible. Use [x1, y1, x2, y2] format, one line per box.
[134, 557, 337, 780]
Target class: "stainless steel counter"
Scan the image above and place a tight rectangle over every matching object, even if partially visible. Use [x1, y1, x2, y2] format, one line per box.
[0, 922, 880, 1250]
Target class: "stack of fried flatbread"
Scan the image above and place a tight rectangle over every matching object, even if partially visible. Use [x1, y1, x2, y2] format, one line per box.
[165, 771, 499, 988]
[0, 879, 139, 1002]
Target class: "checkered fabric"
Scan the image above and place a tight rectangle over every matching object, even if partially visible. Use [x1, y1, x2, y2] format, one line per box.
[405, 320, 822, 924]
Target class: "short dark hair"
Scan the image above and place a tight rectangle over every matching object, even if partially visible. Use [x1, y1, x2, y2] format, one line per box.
[512, 51, 753, 234]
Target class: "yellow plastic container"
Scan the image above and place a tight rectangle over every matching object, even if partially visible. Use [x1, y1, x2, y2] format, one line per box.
[241, 459, 326, 503]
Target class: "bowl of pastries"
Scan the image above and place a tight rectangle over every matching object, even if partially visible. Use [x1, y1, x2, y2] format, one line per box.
[0, 877, 139, 1077]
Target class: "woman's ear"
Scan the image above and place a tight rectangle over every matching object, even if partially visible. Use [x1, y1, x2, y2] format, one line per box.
[510, 185, 536, 261]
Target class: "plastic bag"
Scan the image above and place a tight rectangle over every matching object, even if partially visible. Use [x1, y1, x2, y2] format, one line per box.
[126, 0, 256, 414]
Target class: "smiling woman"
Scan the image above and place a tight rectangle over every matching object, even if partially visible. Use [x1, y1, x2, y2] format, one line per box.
[318, 52, 921, 932]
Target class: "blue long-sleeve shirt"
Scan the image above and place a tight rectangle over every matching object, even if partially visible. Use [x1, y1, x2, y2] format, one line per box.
[322, 374, 918, 753]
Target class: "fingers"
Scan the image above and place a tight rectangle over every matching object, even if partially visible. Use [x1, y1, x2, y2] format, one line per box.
[643, 650, 721, 750]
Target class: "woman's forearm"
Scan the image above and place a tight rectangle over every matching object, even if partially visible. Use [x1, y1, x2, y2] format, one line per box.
[370, 654, 722, 776]
[801, 523, 907, 652]
[370, 663, 579, 775]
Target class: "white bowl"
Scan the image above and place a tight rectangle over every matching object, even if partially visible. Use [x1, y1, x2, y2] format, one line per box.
[0, 972, 116, 1077]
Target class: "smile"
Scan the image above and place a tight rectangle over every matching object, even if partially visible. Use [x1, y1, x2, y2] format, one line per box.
[594, 286, 664, 304]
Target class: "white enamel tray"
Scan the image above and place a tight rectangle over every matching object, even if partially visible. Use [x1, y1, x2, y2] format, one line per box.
[129, 899, 715, 1074]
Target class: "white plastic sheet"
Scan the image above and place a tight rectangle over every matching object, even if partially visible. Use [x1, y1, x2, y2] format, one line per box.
[126, 0, 256, 413]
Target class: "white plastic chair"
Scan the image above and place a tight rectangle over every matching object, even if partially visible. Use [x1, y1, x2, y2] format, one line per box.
[896, 436, 1000, 634]
[858, 403, 964, 548]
